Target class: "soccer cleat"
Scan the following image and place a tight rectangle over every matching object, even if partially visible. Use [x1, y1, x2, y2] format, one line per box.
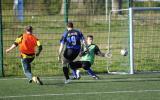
[29, 79, 32, 83]
[77, 76, 81, 80]
[36, 77, 43, 85]
[92, 76, 100, 80]
[64, 79, 71, 84]
[71, 76, 81, 80]
[71, 77, 77, 80]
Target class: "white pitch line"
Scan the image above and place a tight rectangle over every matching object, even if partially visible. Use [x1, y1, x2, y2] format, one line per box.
[0, 77, 63, 81]
[1, 89, 160, 99]
[0, 77, 159, 82]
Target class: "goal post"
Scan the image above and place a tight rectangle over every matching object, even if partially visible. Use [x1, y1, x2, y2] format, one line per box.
[129, 7, 134, 74]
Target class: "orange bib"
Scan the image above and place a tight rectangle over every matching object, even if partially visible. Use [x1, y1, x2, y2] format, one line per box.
[19, 33, 37, 54]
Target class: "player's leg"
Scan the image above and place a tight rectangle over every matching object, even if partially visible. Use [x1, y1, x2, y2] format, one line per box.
[69, 61, 82, 79]
[63, 49, 74, 82]
[71, 69, 77, 79]
[82, 61, 94, 76]
[76, 69, 81, 79]
[21, 58, 43, 85]
[62, 58, 70, 82]
[82, 61, 99, 79]
[87, 68, 96, 76]
[63, 48, 80, 83]
[87, 68, 100, 79]
[21, 58, 33, 82]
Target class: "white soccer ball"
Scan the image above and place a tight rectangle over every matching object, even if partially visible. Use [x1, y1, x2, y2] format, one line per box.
[31, 16, 34, 19]
[120, 49, 128, 56]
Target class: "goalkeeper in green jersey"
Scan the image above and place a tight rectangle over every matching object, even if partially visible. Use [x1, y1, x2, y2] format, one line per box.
[69, 35, 108, 79]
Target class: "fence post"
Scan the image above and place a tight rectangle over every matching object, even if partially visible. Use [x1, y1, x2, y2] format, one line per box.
[129, 0, 133, 7]
[0, 0, 4, 77]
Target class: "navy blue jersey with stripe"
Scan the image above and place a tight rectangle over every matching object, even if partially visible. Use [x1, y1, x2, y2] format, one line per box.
[60, 29, 85, 50]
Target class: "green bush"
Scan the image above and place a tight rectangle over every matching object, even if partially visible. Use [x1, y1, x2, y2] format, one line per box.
[133, 1, 160, 7]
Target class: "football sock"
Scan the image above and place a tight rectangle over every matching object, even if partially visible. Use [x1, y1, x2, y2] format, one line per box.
[87, 68, 96, 77]
[63, 67, 70, 80]
[76, 70, 80, 78]
[72, 69, 77, 78]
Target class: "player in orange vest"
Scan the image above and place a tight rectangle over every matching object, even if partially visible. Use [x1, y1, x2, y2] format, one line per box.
[6, 26, 43, 85]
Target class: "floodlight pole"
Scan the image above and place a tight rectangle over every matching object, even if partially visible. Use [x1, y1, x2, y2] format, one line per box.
[129, 7, 134, 74]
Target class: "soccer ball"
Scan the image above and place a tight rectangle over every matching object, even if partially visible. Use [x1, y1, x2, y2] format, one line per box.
[120, 49, 128, 56]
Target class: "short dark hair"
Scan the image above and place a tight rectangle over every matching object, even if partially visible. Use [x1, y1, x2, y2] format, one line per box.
[87, 35, 93, 39]
[67, 22, 73, 28]
[25, 26, 33, 32]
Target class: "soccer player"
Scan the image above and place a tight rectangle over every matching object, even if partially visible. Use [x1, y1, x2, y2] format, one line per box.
[6, 26, 43, 85]
[69, 35, 108, 80]
[58, 22, 87, 84]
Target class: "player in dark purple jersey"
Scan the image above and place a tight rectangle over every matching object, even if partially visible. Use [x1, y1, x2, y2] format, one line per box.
[58, 22, 87, 84]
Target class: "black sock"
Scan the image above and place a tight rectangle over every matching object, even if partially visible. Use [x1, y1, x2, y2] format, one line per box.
[63, 67, 69, 80]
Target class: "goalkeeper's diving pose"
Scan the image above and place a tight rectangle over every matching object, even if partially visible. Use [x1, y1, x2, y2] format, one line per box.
[69, 35, 108, 80]
[6, 26, 43, 85]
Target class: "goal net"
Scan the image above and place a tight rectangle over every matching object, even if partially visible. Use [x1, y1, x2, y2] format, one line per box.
[107, 9, 130, 74]
[132, 7, 160, 73]
[108, 7, 160, 74]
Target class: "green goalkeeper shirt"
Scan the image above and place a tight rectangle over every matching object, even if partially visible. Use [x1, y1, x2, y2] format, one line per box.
[80, 44, 104, 65]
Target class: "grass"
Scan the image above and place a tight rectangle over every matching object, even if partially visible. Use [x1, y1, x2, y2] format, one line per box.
[0, 73, 160, 100]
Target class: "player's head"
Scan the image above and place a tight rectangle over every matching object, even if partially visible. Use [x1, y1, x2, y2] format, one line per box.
[25, 26, 33, 33]
[67, 22, 73, 30]
[86, 35, 93, 45]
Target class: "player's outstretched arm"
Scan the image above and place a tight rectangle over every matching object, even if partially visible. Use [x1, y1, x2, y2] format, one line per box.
[104, 52, 112, 58]
[6, 44, 17, 53]
[95, 45, 112, 58]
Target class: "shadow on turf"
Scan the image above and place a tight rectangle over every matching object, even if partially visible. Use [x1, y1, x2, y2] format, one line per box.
[41, 80, 100, 85]
[43, 82, 66, 86]
[40, 77, 160, 85]
[102, 77, 160, 83]
[72, 77, 160, 84]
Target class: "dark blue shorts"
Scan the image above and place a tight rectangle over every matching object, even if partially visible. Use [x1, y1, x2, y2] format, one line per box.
[63, 48, 80, 63]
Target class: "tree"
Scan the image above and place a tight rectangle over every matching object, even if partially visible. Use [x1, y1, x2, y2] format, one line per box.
[60, 0, 105, 15]
[112, 0, 122, 14]
[60, 0, 65, 15]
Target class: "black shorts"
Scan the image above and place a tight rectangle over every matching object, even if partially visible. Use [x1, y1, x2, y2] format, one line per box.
[69, 61, 91, 70]
[63, 48, 80, 64]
